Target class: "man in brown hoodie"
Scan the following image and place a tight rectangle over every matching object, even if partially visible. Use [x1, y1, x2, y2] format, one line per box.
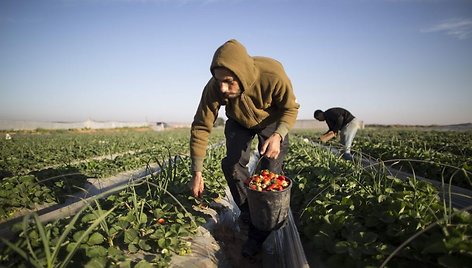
[189, 39, 299, 257]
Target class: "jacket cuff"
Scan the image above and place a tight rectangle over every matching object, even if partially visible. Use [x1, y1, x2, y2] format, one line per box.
[191, 157, 204, 172]
[275, 123, 290, 140]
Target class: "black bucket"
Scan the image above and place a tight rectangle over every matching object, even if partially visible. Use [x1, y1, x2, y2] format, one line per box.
[246, 177, 292, 231]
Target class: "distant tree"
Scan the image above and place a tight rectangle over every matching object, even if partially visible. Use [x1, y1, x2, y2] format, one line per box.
[214, 117, 225, 127]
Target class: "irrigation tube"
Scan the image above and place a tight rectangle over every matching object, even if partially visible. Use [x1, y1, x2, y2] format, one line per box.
[0, 162, 163, 240]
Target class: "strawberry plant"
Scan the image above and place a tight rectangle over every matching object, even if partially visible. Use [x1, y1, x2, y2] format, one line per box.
[0, 135, 228, 267]
[285, 136, 472, 267]
[352, 128, 472, 189]
[0, 128, 225, 221]
[2, 126, 471, 267]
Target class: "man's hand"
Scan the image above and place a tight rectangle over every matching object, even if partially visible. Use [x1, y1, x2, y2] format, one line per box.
[320, 131, 336, 143]
[261, 133, 282, 159]
[190, 171, 204, 198]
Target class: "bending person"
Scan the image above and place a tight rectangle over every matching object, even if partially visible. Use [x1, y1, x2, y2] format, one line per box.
[189, 39, 300, 257]
[314, 107, 362, 160]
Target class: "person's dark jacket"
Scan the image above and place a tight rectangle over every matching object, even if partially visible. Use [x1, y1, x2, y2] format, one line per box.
[324, 107, 355, 133]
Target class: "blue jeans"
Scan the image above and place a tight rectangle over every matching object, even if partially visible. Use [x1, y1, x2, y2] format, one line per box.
[339, 117, 362, 154]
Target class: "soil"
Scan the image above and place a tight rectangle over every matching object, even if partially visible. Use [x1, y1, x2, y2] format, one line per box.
[212, 219, 263, 267]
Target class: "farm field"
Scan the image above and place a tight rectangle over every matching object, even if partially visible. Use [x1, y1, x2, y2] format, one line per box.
[0, 126, 471, 267]
[294, 127, 472, 190]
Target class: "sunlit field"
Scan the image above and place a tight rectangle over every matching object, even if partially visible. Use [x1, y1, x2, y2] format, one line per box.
[1, 126, 471, 267]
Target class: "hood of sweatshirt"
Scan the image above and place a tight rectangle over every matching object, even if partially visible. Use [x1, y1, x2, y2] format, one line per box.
[210, 39, 256, 93]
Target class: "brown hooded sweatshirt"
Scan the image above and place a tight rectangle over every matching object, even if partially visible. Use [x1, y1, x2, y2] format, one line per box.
[190, 39, 299, 172]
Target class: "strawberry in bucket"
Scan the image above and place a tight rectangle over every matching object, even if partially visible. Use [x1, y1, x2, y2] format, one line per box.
[245, 169, 290, 192]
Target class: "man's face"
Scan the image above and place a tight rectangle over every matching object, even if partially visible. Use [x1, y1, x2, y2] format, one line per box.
[213, 68, 241, 99]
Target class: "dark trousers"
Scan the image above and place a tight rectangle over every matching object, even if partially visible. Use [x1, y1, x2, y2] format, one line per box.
[221, 118, 289, 243]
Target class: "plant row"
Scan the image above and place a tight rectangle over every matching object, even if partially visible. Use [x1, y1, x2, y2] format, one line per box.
[0, 128, 224, 221]
[2, 127, 471, 267]
[0, 146, 228, 267]
[0, 128, 191, 178]
[285, 137, 472, 267]
[294, 128, 472, 190]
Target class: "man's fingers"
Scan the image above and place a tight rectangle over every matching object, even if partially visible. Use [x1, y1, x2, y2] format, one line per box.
[265, 147, 280, 159]
[190, 174, 204, 198]
[192, 188, 203, 198]
[260, 142, 268, 155]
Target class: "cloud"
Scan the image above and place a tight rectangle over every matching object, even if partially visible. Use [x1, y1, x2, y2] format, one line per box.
[422, 18, 472, 40]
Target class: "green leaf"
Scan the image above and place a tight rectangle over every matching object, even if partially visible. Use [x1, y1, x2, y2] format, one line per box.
[82, 213, 98, 223]
[158, 238, 166, 248]
[84, 257, 107, 268]
[165, 231, 173, 238]
[73, 230, 88, 243]
[119, 260, 132, 268]
[138, 239, 151, 251]
[117, 219, 130, 229]
[66, 242, 78, 253]
[139, 213, 148, 224]
[85, 245, 108, 258]
[108, 246, 123, 258]
[170, 237, 179, 247]
[124, 229, 139, 244]
[135, 260, 154, 268]
[126, 212, 136, 222]
[109, 224, 122, 236]
[128, 243, 138, 253]
[422, 241, 447, 254]
[87, 232, 105, 245]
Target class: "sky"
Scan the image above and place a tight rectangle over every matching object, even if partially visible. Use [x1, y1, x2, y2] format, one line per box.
[1, 0, 471, 126]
